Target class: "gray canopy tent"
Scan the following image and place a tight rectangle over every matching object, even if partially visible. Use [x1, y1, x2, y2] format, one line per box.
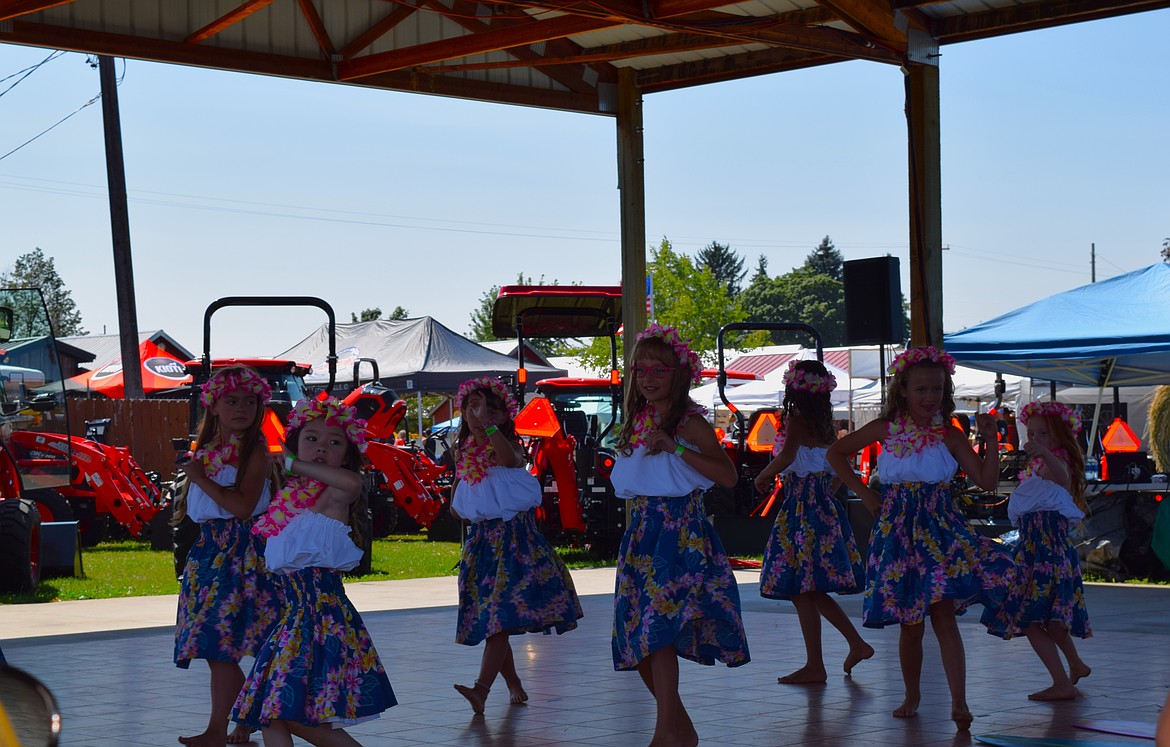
[279, 316, 566, 434]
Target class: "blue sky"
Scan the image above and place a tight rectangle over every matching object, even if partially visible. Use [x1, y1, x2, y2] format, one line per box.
[1, 10, 1167, 359]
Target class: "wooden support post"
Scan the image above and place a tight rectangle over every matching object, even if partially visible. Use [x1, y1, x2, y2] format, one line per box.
[616, 67, 646, 371]
[904, 61, 943, 348]
[99, 55, 143, 399]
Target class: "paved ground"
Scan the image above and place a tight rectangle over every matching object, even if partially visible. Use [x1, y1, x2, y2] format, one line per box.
[2, 568, 1168, 747]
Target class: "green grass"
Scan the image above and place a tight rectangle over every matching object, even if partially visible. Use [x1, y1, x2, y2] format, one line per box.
[0, 533, 616, 604]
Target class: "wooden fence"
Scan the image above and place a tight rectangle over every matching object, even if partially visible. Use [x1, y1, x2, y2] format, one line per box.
[66, 398, 192, 476]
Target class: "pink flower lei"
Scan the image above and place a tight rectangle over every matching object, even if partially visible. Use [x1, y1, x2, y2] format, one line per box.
[888, 346, 956, 376]
[783, 361, 836, 394]
[287, 396, 368, 453]
[629, 402, 707, 449]
[200, 367, 272, 408]
[455, 376, 518, 419]
[456, 440, 498, 485]
[1018, 447, 1070, 482]
[253, 474, 323, 537]
[1020, 400, 1082, 434]
[195, 433, 241, 480]
[884, 413, 947, 457]
[635, 323, 703, 384]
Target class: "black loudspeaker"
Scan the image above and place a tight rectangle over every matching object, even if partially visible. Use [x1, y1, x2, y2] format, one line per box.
[843, 257, 903, 345]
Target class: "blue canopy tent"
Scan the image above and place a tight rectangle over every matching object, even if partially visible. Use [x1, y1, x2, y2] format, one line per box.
[944, 263, 1170, 388]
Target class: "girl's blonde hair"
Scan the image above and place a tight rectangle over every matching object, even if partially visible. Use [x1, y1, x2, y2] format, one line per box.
[879, 360, 956, 421]
[1034, 413, 1088, 511]
[616, 335, 695, 455]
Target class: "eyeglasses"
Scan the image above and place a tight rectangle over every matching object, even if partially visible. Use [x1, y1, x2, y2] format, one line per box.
[633, 364, 674, 378]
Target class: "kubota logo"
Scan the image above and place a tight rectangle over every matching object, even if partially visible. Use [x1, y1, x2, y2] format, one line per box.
[145, 357, 190, 380]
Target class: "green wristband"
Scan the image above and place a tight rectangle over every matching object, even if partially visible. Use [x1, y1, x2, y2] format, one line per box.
[284, 455, 296, 476]
[485, 424, 499, 436]
[674, 444, 686, 457]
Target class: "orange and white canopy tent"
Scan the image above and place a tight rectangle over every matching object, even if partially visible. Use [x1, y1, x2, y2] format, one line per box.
[63, 339, 191, 398]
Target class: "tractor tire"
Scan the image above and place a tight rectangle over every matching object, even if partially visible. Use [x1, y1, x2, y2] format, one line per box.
[173, 516, 199, 580]
[0, 499, 43, 593]
[147, 503, 174, 551]
[347, 506, 374, 577]
[24, 489, 74, 524]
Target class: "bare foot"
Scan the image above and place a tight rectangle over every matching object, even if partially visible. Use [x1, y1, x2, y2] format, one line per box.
[454, 682, 488, 714]
[952, 710, 973, 731]
[1070, 663, 1091, 685]
[892, 697, 919, 718]
[226, 724, 253, 744]
[1028, 685, 1079, 701]
[843, 643, 875, 676]
[508, 683, 528, 705]
[778, 665, 827, 684]
[647, 725, 699, 747]
[178, 729, 227, 747]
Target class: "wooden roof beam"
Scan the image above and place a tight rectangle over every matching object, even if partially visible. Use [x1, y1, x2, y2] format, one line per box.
[816, 0, 908, 51]
[337, 13, 621, 81]
[423, 31, 741, 72]
[417, 0, 609, 93]
[0, 0, 74, 23]
[339, 5, 417, 60]
[637, 44, 844, 91]
[186, 0, 277, 44]
[297, 0, 335, 59]
[934, 0, 1170, 44]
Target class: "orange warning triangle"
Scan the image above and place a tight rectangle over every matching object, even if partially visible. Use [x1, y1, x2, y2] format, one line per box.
[1102, 417, 1140, 452]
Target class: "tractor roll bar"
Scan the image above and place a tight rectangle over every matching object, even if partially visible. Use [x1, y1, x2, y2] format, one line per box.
[715, 321, 824, 457]
[200, 295, 338, 390]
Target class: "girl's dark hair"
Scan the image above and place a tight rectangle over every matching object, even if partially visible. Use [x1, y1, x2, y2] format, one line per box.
[455, 387, 519, 450]
[616, 335, 695, 455]
[284, 421, 368, 546]
[782, 360, 836, 445]
[879, 361, 956, 421]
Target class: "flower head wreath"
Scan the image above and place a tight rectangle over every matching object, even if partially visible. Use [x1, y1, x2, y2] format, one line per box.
[1020, 400, 1082, 434]
[783, 360, 837, 394]
[455, 376, 519, 419]
[635, 323, 703, 384]
[200, 367, 272, 408]
[888, 345, 957, 376]
[287, 396, 369, 453]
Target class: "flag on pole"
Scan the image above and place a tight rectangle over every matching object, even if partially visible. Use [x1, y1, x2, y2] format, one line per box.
[645, 274, 654, 322]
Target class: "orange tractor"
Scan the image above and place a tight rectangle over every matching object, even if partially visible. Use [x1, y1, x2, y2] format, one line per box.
[0, 289, 167, 591]
[168, 297, 451, 576]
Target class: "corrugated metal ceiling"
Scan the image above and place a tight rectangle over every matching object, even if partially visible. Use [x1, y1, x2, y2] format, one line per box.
[1, 0, 1167, 114]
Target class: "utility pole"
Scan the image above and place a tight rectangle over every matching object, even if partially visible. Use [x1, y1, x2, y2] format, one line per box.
[99, 55, 143, 398]
[1091, 243, 1096, 283]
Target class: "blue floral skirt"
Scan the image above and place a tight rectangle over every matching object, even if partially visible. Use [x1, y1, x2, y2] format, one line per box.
[456, 510, 583, 646]
[760, 472, 863, 600]
[863, 481, 1015, 628]
[980, 511, 1091, 639]
[174, 517, 281, 667]
[232, 567, 396, 729]
[612, 491, 750, 671]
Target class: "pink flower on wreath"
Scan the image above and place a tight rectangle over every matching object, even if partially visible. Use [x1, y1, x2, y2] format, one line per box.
[455, 376, 518, 419]
[287, 396, 368, 453]
[635, 323, 703, 384]
[1020, 400, 1082, 434]
[456, 440, 497, 485]
[884, 413, 947, 457]
[200, 367, 272, 408]
[888, 345, 956, 375]
[783, 361, 837, 394]
[252, 475, 322, 537]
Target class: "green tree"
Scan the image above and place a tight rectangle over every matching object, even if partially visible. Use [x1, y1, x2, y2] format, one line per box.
[0, 248, 86, 337]
[577, 238, 744, 373]
[750, 254, 769, 284]
[696, 241, 747, 298]
[351, 307, 381, 322]
[388, 305, 409, 321]
[803, 235, 844, 281]
[740, 267, 845, 346]
[469, 274, 573, 357]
